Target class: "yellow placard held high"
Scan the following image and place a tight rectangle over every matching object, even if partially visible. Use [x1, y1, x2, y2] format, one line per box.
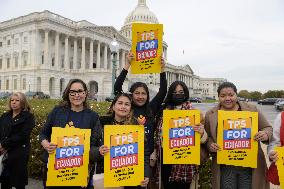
[275, 146, 284, 188]
[217, 110, 258, 168]
[46, 127, 91, 186]
[131, 23, 163, 74]
[163, 110, 201, 165]
[104, 125, 144, 187]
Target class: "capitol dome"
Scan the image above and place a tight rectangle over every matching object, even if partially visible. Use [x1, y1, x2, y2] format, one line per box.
[120, 0, 159, 39]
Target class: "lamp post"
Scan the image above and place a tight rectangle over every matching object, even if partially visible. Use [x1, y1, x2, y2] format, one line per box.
[28, 81, 31, 92]
[109, 36, 119, 100]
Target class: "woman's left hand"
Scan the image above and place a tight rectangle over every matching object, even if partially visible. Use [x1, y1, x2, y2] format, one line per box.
[161, 56, 165, 72]
[140, 177, 149, 187]
[192, 124, 204, 136]
[254, 130, 269, 141]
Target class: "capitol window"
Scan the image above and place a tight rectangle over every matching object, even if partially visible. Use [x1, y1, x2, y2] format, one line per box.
[0, 42, 2, 47]
[14, 79, 17, 90]
[7, 40, 11, 46]
[6, 80, 9, 90]
[24, 36, 28, 43]
[15, 57, 18, 68]
[7, 58, 10, 68]
[0, 59, 2, 69]
[15, 38, 19, 44]
[22, 78, 26, 90]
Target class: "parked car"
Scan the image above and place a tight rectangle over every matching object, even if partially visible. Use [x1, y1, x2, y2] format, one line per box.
[25, 91, 50, 99]
[0, 92, 12, 99]
[257, 98, 279, 105]
[105, 97, 114, 102]
[189, 97, 202, 103]
[275, 100, 284, 111]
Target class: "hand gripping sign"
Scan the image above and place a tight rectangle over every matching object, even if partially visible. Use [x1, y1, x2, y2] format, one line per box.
[104, 125, 144, 187]
[163, 110, 201, 165]
[275, 146, 284, 188]
[217, 110, 258, 168]
[46, 127, 91, 186]
[131, 23, 163, 74]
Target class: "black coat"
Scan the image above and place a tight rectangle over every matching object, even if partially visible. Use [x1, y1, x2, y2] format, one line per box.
[0, 111, 35, 187]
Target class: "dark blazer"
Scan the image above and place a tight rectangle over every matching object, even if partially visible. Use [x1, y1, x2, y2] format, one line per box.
[98, 115, 151, 178]
[0, 110, 35, 187]
[39, 106, 102, 164]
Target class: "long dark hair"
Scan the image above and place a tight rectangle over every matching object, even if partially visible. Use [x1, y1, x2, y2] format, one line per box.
[59, 79, 89, 108]
[107, 93, 135, 124]
[164, 81, 189, 106]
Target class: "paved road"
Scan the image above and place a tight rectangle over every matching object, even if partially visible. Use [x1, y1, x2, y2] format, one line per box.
[4, 102, 281, 189]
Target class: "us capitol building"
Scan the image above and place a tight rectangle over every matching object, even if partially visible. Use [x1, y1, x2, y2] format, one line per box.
[0, 0, 226, 100]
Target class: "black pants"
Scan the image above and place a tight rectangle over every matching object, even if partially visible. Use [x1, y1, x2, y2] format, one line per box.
[124, 186, 146, 189]
[1, 176, 25, 189]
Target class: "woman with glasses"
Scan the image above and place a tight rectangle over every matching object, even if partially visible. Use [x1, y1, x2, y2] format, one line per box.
[39, 79, 102, 189]
[153, 81, 208, 189]
[99, 93, 150, 188]
[0, 92, 35, 189]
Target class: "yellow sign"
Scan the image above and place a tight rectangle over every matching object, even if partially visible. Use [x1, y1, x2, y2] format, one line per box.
[104, 125, 144, 187]
[163, 110, 201, 164]
[275, 146, 284, 189]
[217, 110, 258, 168]
[131, 23, 163, 74]
[46, 127, 91, 186]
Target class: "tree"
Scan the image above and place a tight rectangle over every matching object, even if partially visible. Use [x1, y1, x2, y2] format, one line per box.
[250, 91, 262, 101]
[238, 90, 250, 99]
[263, 90, 284, 98]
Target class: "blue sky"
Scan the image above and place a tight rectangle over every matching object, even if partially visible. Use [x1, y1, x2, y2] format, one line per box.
[0, 0, 283, 92]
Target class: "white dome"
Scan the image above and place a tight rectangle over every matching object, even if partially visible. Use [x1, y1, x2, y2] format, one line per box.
[123, 0, 159, 25]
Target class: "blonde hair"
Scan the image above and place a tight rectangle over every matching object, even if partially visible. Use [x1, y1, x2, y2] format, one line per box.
[8, 92, 31, 112]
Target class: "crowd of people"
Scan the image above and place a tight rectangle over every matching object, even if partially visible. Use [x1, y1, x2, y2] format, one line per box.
[0, 53, 282, 189]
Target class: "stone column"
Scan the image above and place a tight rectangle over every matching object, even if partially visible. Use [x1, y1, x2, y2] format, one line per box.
[96, 42, 101, 69]
[19, 33, 23, 69]
[55, 32, 59, 69]
[81, 37, 85, 70]
[11, 35, 15, 70]
[89, 40, 93, 70]
[64, 35, 69, 71]
[44, 30, 49, 68]
[104, 43, 108, 69]
[32, 30, 39, 68]
[73, 38, 77, 69]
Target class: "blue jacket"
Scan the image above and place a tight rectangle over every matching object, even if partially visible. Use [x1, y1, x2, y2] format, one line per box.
[39, 106, 102, 163]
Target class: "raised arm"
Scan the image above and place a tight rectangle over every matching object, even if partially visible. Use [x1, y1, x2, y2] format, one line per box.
[149, 57, 167, 116]
[114, 52, 133, 95]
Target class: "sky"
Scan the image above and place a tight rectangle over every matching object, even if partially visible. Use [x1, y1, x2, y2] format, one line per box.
[0, 0, 284, 92]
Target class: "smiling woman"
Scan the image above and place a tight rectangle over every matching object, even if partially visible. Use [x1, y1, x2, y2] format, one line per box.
[204, 81, 273, 189]
[39, 79, 102, 189]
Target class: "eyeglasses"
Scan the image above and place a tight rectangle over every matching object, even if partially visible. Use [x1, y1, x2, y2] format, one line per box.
[69, 89, 85, 96]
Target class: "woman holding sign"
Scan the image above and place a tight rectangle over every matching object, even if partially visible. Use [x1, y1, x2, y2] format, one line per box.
[0, 92, 35, 189]
[153, 81, 208, 189]
[114, 52, 167, 154]
[40, 79, 102, 189]
[99, 93, 150, 188]
[204, 82, 272, 189]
